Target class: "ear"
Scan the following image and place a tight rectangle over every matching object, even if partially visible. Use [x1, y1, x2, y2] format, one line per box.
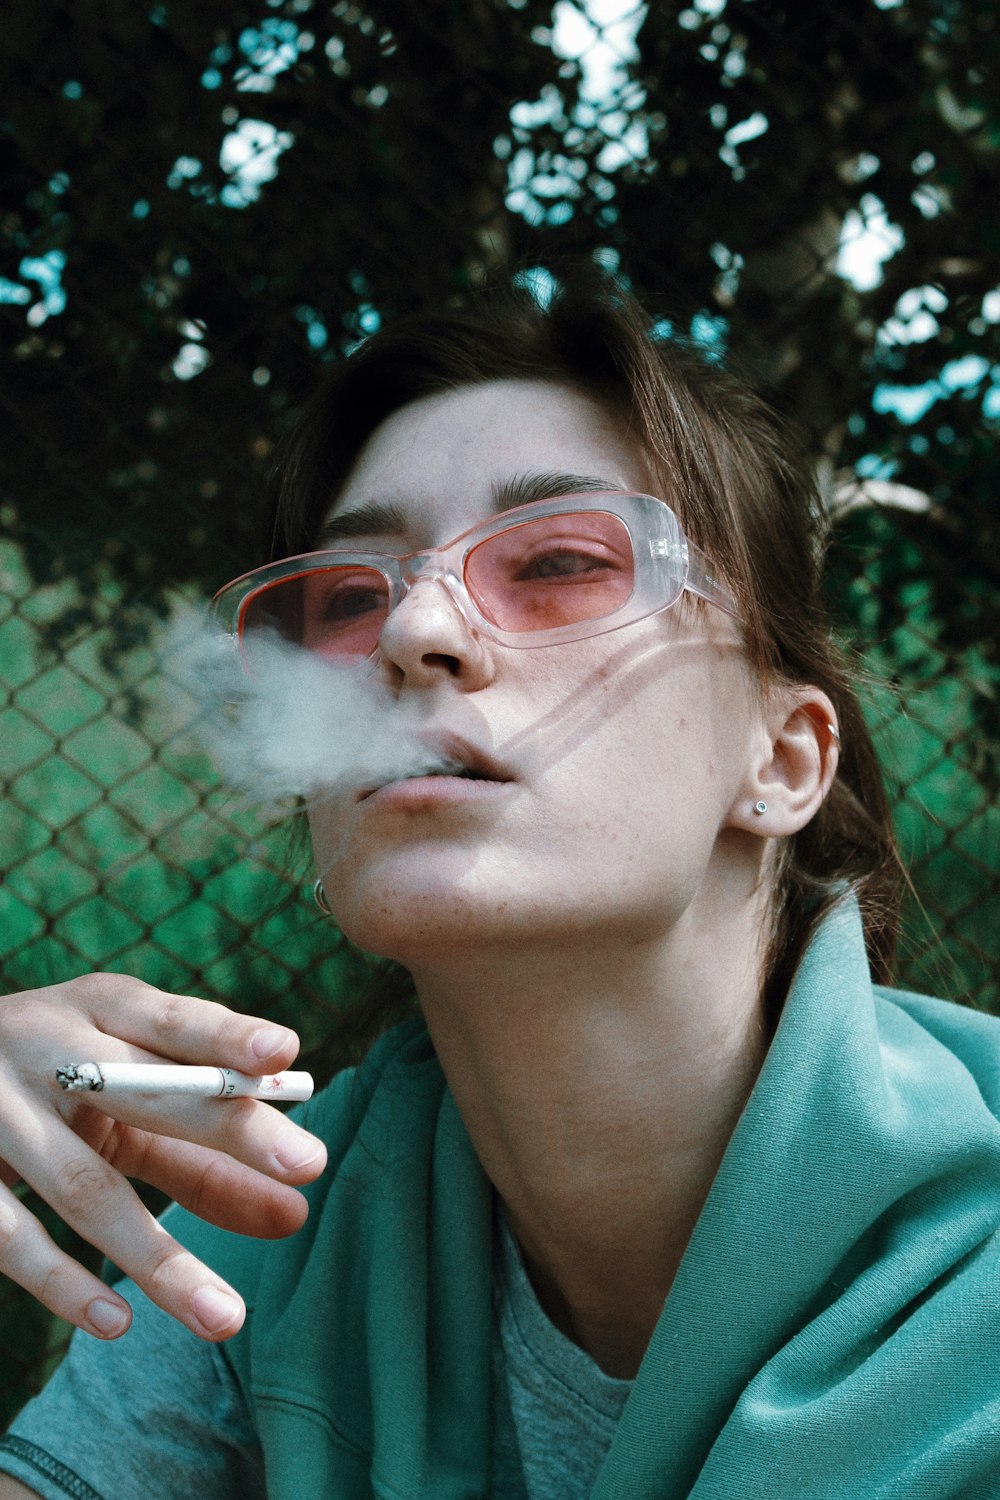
[727, 685, 840, 837]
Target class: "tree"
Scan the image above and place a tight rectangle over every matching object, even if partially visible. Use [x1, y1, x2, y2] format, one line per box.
[0, 0, 561, 625]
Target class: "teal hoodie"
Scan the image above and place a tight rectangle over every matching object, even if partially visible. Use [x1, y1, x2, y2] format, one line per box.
[166, 898, 1000, 1498]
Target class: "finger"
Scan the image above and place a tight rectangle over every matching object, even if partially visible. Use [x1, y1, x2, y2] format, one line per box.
[0, 1180, 134, 1339]
[64, 973, 301, 1074]
[72, 1094, 327, 1188]
[107, 1126, 313, 1238]
[18, 1133, 248, 1342]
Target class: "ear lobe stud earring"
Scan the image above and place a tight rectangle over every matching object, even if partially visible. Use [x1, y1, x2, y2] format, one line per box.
[753, 800, 768, 816]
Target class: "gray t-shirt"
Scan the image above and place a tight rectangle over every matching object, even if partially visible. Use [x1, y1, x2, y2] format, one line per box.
[1, 1212, 632, 1498]
[1, 1290, 263, 1499]
[492, 1211, 632, 1498]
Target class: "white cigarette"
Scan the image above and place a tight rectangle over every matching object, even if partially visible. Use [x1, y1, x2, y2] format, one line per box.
[55, 1062, 314, 1102]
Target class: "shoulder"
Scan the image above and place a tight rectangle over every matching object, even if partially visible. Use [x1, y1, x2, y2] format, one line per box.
[872, 983, 1000, 1121]
[781, 898, 1000, 1135]
[757, 903, 1000, 1262]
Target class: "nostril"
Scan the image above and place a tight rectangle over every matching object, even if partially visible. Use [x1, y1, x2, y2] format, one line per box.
[420, 650, 464, 677]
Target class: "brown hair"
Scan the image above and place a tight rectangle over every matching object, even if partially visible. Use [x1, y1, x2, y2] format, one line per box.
[268, 271, 901, 1059]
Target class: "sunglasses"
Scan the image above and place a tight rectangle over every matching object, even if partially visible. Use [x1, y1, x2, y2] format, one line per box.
[212, 492, 741, 668]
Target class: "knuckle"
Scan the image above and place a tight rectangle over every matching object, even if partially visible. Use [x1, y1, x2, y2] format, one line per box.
[183, 1156, 230, 1221]
[68, 971, 123, 998]
[137, 1232, 190, 1299]
[219, 1095, 257, 1140]
[149, 991, 224, 1047]
[51, 1153, 115, 1218]
[148, 992, 191, 1043]
[38, 1259, 77, 1317]
[68, 971, 155, 1010]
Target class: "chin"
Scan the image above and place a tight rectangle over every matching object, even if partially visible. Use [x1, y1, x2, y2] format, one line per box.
[324, 862, 488, 959]
[336, 907, 479, 970]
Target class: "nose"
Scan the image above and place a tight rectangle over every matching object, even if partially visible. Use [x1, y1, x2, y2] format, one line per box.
[377, 573, 493, 692]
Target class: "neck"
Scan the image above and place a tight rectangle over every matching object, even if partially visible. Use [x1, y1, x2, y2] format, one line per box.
[409, 893, 772, 1378]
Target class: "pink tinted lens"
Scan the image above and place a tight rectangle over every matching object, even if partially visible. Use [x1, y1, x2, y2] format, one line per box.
[240, 565, 391, 662]
[465, 511, 635, 633]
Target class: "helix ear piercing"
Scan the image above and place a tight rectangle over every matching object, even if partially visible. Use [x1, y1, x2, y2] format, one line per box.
[313, 878, 333, 915]
[753, 800, 768, 816]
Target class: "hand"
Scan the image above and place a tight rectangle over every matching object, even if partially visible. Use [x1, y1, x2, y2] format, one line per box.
[0, 974, 327, 1342]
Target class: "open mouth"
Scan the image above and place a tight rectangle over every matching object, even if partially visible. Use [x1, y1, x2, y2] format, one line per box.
[358, 740, 514, 799]
[412, 764, 491, 781]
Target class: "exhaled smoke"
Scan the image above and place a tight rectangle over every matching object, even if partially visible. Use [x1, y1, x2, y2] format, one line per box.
[162, 609, 458, 811]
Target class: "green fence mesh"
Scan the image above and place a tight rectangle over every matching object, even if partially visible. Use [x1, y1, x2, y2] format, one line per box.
[2, 0, 998, 1428]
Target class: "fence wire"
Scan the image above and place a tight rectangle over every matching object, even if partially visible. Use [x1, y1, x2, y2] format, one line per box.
[2, 0, 999, 1426]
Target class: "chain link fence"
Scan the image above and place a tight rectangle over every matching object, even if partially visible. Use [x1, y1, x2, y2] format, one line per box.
[2, 0, 998, 1426]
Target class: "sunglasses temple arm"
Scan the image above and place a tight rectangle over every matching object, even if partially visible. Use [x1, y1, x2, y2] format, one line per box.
[684, 544, 742, 621]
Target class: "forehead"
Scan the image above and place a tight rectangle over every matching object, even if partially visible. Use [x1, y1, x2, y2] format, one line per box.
[325, 379, 653, 539]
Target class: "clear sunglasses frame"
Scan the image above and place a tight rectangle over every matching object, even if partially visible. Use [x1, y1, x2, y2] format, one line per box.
[211, 491, 742, 657]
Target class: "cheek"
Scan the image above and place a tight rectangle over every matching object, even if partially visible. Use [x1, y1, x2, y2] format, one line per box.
[574, 652, 751, 832]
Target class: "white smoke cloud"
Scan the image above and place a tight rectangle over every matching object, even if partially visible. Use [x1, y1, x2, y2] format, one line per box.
[160, 607, 459, 812]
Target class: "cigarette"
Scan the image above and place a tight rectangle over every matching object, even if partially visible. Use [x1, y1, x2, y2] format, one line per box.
[55, 1062, 314, 1102]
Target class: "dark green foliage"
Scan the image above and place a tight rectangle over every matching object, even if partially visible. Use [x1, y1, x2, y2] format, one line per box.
[1, 0, 998, 1426]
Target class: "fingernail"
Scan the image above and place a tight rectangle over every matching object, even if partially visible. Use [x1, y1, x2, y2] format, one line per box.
[191, 1285, 244, 1336]
[275, 1129, 324, 1173]
[86, 1296, 130, 1338]
[249, 1026, 292, 1063]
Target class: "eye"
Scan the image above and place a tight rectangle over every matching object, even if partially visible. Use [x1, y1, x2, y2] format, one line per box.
[321, 583, 384, 620]
[305, 569, 390, 629]
[515, 546, 622, 583]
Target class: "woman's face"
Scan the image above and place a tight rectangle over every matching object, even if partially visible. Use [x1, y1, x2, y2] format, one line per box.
[308, 379, 763, 966]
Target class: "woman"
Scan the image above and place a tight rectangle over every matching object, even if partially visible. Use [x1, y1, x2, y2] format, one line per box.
[2, 275, 999, 1499]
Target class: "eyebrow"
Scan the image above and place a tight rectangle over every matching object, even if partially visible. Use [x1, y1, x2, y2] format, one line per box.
[315, 471, 622, 547]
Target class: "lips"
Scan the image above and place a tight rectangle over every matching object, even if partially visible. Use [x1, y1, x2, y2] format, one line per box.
[357, 733, 515, 801]
[430, 734, 513, 784]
